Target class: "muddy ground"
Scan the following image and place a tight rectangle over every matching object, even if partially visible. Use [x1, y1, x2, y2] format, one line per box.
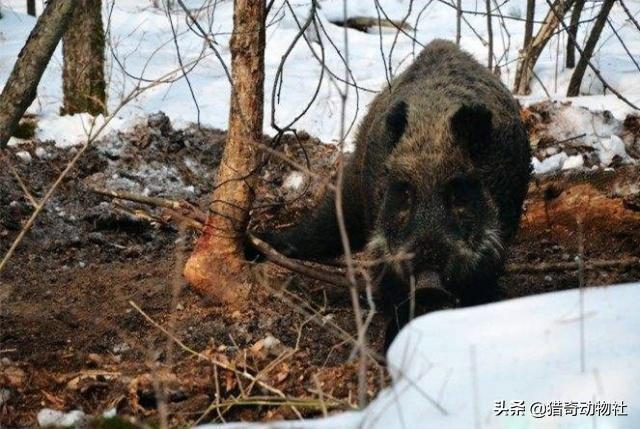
[1, 105, 640, 427]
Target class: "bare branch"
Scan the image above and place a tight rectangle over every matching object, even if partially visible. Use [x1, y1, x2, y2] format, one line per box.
[506, 257, 640, 274]
[248, 233, 354, 289]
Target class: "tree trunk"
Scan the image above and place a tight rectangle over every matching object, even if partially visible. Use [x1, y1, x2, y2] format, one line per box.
[486, 0, 493, 69]
[183, 0, 265, 306]
[456, 0, 462, 45]
[566, 0, 585, 68]
[513, 0, 574, 95]
[567, 0, 615, 97]
[27, 0, 36, 16]
[0, 0, 77, 149]
[62, 0, 106, 116]
[523, 0, 535, 49]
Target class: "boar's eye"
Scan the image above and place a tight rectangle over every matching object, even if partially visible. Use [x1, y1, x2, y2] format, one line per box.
[444, 175, 481, 207]
[443, 175, 482, 237]
[389, 181, 415, 227]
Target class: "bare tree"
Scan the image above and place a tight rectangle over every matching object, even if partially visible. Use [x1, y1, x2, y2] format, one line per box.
[566, 0, 586, 68]
[567, 0, 615, 96]
[183, 0, 266, 305]
[456, 0, 462, 45]
[514, 0, 574, 95]
[545, 0, 638, 109]
[523, 0, 535, 49]
[27, 0, 36, 16]
[153, 0, 174, 9]
[486, 0, 493, 69]
[0, 0, 77, 148]
[62, 0, 106, 115]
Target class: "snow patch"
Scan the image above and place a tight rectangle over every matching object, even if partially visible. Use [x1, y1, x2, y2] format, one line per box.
[36, 113, 127, 149]
[562, 154, 584, 170]
[104, 164, 188, 196]
[15, 151, 32, 163]
[37, 409, 85, 427]
[368, 283, 640, 428]
[6, 137, 22, 148]
[102, 408, 117, 419]
[528, 102, 636, 173]
[283, 171, 305, 190]
[599, 135, 628, 166]
[533, 152, 568, 174]
[0, 389, 11, 407]
[34, 146, 48, 159]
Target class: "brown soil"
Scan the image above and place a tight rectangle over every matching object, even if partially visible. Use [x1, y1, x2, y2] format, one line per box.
[1, 110, 640, 427]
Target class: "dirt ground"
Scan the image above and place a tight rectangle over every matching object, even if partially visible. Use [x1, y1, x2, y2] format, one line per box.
[1, 105, 640, 427]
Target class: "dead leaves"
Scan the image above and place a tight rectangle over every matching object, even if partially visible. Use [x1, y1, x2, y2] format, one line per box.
[0, 366, 26, 388]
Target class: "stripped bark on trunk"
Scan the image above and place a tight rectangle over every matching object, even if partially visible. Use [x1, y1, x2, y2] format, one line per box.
[183, 0, 265, 306]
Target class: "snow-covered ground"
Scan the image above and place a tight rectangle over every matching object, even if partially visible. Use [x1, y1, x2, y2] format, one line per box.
[1, 0, 639, 158]
[194, 282, 640, 429]
[527, 101, 639, 173]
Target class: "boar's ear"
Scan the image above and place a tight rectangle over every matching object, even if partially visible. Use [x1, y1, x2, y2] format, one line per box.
[450, 103, 493, 161]
[386, 101, 408, 147]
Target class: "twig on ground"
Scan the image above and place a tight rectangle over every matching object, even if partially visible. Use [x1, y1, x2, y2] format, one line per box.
[555, 133, 587, 145]
[91, 187, 207, 223]
[190, 395, 347, 413]
[112, 202, 163, 225]
[506, 257, 640, 274]
[248, 234, 355, 288]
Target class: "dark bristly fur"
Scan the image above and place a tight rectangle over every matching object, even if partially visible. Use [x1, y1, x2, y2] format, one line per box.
[257, 40, 531, 344]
